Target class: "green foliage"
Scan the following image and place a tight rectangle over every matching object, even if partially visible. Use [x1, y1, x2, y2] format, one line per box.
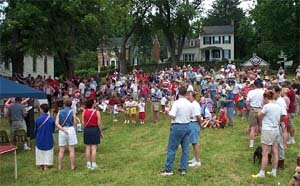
[251, 0, 299, 66]
[76, 50, 98, 70]
[203, 0, 244, 26]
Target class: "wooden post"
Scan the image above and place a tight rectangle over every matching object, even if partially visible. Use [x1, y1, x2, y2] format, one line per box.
[14, 149, 17, 180]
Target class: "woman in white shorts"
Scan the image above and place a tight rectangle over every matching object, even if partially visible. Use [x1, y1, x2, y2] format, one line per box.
[55, 98, 78, 170]
[252, 91, 284, 178]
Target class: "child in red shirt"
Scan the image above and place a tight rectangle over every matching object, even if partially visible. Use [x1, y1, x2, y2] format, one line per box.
[216, 109, 227, 128]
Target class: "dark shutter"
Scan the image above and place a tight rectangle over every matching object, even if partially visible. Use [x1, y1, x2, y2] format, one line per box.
[229, 36, 231, 44]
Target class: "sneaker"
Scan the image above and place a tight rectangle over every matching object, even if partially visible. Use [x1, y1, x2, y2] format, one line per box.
[24, 145, 31, 151]
[291, 139, 296, 144]
[252, 173, 265, 178]
[189, 161, 201, 167]
[87, 163, 91, 169]
[180, 170, 187, 176]
[266, 171, 276, 177]
[188, 157, 195, 164]
[160, 170, 173, 176]
[91, 163, 98, 170]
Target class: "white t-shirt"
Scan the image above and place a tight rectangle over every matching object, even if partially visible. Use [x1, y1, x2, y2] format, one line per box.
[161, 97, 167, 105]
[278, 73, 285, 83]
[275, 97, 287, 116]
[246, 88, 264, 108]
[261, 102, 283, 130]
[196, 73, 202, 82]
[128, 100, 137, 107]
[130, 83, 138, 93]
[78, 82, 86, 95]
[187, 84, 194, 92]
[191, 100, 201, 122]
[137, 102, 145, 112]
[169, 97, 193, 124]
[113, 104, 119, 114]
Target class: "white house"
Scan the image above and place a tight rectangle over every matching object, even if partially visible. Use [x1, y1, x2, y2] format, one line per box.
[199, 25, 234, 62]
[179, 38, 201, 62]
[0, 55, 54, 78]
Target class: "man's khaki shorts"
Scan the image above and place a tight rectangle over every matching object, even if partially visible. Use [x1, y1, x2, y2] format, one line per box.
[152, 102, 160, 112]
[248, 108, 262, 127]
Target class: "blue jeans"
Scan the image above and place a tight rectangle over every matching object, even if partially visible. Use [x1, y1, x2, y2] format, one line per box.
[165, 123, 191, 172]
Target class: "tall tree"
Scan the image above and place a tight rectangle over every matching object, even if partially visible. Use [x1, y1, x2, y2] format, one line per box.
[110, 0, 151, 73]
[152, 0, 202, 67]
[203, 0, 245, 60]
[0, 0, 109, 78]
[251, 0, 299, 68]
[0, 0, 48, 75]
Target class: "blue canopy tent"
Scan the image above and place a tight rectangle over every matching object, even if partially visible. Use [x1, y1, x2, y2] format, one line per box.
[0, 77, 46, 99]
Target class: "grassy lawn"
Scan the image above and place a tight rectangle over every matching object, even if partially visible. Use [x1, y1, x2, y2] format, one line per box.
[0, 109, 299, 186]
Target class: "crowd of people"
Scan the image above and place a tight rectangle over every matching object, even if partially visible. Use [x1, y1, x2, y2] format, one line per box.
[1, 64, 300, 177]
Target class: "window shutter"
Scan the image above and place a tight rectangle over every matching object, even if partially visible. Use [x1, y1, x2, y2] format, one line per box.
[229, 36, 231, 44]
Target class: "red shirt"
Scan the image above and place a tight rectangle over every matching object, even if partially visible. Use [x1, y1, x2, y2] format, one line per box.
[83, 109, 98, 127]
[287, 88, 296, 113]
[89, 89, 95, 99]
[219, 115, 227, 124]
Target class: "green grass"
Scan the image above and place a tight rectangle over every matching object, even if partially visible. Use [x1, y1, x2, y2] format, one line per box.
[0, 110, 299, 186]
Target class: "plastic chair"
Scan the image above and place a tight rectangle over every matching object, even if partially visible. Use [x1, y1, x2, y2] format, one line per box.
[13, 129, 27, 144]
[0, 130, 10, 144]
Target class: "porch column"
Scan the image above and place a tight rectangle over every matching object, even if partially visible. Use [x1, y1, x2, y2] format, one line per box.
[209, 49, 212, 61]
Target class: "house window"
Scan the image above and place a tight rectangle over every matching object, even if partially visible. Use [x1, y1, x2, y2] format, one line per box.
[223, 35, 231, 44]
[4, 61, 9, 70]
[223, 49, 231, 59]
[183, 54, 195, 62]
[213, 36, 221, 44]
[212, 50, 220, 58]
[32, 56, 37, 72]
[44, 56, 48, 74]
[190, 40, 195, 47]
[203, 37, 211, 45]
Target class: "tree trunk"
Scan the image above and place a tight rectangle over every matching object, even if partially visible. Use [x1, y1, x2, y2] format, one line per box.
[119, 37, 129, 74]
[11, 28, 24, 76]
[58, 51, 74, 79]
[11, 52, 24, 76]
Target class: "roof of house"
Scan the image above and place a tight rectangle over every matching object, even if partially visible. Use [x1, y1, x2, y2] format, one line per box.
[98, 37, 133, 49]
[201, 25, 234, 35]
